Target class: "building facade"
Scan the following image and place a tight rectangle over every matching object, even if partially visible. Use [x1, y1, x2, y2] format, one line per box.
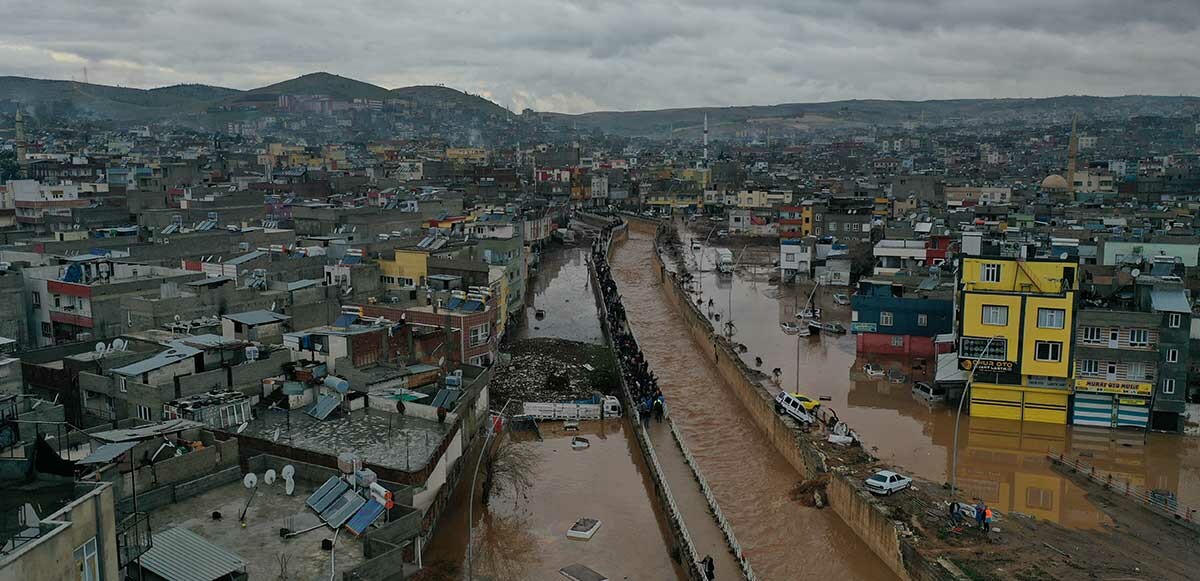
[959, 256, 1078, 424]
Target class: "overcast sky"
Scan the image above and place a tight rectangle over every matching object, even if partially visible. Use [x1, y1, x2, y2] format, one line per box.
[2, 0, 1199, 113]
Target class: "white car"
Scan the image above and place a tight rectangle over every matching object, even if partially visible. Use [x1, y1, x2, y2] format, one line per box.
[864, 470, 912, 495]
[863, 363, 886, 378]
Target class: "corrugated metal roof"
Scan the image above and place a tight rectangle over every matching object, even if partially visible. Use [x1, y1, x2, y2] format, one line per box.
[138, 527, 246, 581]
[223, 310, 290, 326]
[1151, 288, 1191, 313]
[76, 441, 137, 465]
[90, 420, 206, 443]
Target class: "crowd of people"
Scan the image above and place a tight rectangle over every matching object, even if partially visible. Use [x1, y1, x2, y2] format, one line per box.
[592, 219, 666, 423]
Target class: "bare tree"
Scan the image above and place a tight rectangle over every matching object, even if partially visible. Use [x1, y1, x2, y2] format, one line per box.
[480, 435, 540, 507]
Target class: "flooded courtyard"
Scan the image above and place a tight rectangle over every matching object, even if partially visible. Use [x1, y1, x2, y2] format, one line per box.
[422, 420, 683, 580]
[676, 220, 1200, 531]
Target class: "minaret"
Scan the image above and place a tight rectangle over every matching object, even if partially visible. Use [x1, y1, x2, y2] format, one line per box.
[703, 113, 709, 167]
[1066, 113, 1078, 197]
[14, 107, 27, 179]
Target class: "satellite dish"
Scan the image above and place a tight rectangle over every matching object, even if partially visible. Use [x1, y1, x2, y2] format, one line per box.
[243, 473, 258, 489]
[264, 469, 277, 485]
[281, 465, 295, 480]
[1131, 268, 1141, 278]
[94, 343, 105, 354]
[285, 479, 295, 496]
[314, 344, 323, 352]
[113, 338, 127, 351]
[1059, 252, 1069, 260]
[174, 314, 181, 322]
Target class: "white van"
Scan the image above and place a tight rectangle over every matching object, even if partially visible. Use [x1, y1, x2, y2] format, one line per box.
[912, 382, 947, 404]
[773, 391, 816, 424]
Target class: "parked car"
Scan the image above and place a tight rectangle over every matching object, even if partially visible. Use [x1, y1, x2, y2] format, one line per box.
[863, 363, 886, 378]
[691, 240, 702, 250]
[864, 470, 912, 495]
[912, 382, 947, 404]
[717, 230, 728, 238]
[774, 391, 818, 423]
[887, 369, 907, 384]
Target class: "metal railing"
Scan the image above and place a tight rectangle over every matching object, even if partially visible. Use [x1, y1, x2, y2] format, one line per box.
[1047, 451, 1198, 524]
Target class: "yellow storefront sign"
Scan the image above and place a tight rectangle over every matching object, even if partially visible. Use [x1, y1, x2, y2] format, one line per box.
[1074, 379, 1153, 397]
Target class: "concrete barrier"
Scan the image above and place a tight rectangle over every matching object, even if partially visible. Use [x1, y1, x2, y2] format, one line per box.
[623, 217, 938, 581]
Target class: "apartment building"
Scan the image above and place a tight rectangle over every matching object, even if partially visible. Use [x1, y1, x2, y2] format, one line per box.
[959, 256, 1078, 424]
[1072, 278, 1191, 431]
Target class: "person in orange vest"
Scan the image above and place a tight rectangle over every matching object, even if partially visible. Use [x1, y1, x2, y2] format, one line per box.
[983, 506, 994, 532]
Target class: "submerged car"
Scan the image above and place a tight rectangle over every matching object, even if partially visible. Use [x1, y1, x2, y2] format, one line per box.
[865, 470, 912, 495]
[863, 363, 886, 378]
[887, 369, 907, 384]
[912, 382, 947, 404]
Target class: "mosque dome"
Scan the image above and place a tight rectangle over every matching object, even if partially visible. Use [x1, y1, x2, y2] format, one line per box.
[1041, 174, 1068, 191]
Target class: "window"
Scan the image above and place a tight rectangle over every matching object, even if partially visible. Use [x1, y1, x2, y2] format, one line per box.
[1034, 341, 1062, 362]
[399, 277, 415, 287]
[137, 405, 152, 422]
[1127, 362, 1146, 380]
[917, 313, 928, 327]
[74, 537, 98, 581]
[1164, 379, 1176, 395]
[1080, 360, 1099, 375]
[1107, 361, 1118, 377]
[118, 377, 127, 393]
[469, 323, 490, 347]
[960, 336, 1007, 361]
[1169, 313, 1182, 328]
[784, 253, 795, 262]
[981, 263, 1001, 283]
[1129, 329, 1149, 348]
[1167, 349, 1179, 363]
[41, 322, 51, 338]
[880, 311, 894, 326]
[851, 310, 859, 322]
[982, 305, 1008, 326]
[1082, 326, 1102, 343]
[1037, 308, 1065, 329]
[890, 336, 904, 347]
[828, 222, 838, 232]
[31, 291, 41, 307]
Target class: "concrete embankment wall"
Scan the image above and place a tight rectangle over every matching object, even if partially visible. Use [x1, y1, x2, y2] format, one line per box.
[589, 221, 709, 581]
[627, 216, 932, 581]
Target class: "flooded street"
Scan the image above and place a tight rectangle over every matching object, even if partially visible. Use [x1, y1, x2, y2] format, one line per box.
[612, 226, 895, 580]
[678, 221, 1200, 530]
[423, 244, 684, 580]
[422, 421, 683, 580]
[517, 245, 603, 344]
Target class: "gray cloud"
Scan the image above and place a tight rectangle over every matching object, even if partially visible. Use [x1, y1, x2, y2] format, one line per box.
[1, 0, 1198, 113]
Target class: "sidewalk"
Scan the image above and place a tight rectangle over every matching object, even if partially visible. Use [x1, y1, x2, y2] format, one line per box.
[645, 418, 741, 579]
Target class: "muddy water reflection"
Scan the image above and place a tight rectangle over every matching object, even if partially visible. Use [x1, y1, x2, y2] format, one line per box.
[679, 227, 1200, 529]
[517, 246, 603, 344]
[422, 420, 684, 580]
[613, 228, 894, 580]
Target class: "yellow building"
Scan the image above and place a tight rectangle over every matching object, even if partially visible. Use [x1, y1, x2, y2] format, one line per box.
[959, 256, 1079, 424]
[446, 148, 488, 165]
[379, 249, 429, 288]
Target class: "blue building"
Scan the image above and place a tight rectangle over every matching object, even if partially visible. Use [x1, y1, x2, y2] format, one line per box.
[851, 278, 953, 357]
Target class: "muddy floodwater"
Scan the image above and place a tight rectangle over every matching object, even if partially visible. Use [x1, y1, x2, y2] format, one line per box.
[422, 244, 683, 580]
[421, 421, 684, 580]
[677, 221, 1200, 531]
[517, 245, 604, 344]
[612, 227, 896, 580]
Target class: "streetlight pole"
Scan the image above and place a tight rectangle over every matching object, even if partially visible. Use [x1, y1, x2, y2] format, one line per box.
[697, 225, 718, 299]
[467, 398, 512, 580]
[950, 335, 1002, 498]
[726, 244, 748, 339]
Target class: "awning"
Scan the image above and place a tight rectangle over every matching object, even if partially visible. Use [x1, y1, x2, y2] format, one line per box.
[76, 441, 137, 465]
[1151, 288, 1191, 313]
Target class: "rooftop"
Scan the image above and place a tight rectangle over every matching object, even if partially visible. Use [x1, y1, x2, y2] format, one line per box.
[237, 408, 451, 473]
[148, 479, 365, 580]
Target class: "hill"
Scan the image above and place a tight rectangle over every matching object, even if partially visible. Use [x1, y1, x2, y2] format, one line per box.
[240, 72, 393, 102]
[389, 85, 511, 118]
[545, 95, 1200, 137]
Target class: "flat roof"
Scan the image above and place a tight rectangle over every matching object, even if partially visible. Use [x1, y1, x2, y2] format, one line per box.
[223, 310, 290, 326]
[237, 408, 450, 473]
